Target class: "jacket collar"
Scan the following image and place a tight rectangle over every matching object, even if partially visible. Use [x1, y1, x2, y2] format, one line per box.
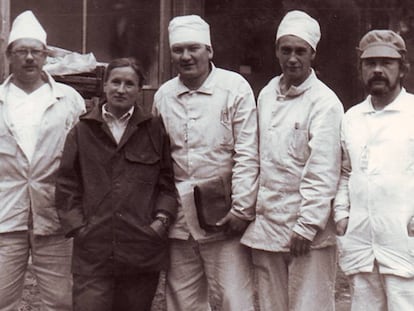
[81, 101, 153, 148]
[361, 88, 409, 114]
[275, 69, 315, 99]
[81, 101, 152, 127]
[0, 71, 66, 104]
[176, 62, 216, 97]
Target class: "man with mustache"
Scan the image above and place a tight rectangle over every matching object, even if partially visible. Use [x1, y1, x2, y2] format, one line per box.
[241, 10, 343, 311]
[0, 11, 85, 310]
[334, 29, 414, 310]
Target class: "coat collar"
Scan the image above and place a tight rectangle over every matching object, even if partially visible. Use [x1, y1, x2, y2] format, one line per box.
[175, 62, 216, 97]
[275, 69, 315, 99]
[81, 101, 153, 148]
[81, 101, 152, 126]
[0, 71, 66, 103]
[361, 88, 410, 114]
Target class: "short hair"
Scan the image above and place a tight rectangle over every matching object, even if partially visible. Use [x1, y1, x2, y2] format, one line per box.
[6, 42, 15, 56]
[104, 57, 145, 88]
[399, 54, 411, 75]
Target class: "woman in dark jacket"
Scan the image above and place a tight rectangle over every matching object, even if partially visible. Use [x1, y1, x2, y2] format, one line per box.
[56, 57, 177, 311]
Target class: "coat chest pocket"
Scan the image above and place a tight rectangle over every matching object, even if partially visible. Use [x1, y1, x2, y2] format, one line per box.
[219, 107, 234, 148]
[124, 150, 160, 183]
[287, 129, 309, 163]
[125, 150, 160, 164]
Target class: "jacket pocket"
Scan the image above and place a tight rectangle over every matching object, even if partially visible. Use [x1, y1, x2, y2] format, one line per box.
[74, 217, 100, 246]
[287, 129, 309, 163]
[124, 150, 160, 183]
[220, 108, 234, 149]
[118, 224, 168, 269]
[125, 150, 160, 165]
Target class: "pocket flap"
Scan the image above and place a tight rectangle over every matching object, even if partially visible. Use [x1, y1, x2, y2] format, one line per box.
[125, 150, 160, 164]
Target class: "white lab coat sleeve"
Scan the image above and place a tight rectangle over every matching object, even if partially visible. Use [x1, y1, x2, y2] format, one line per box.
[334, 117, 352, 223]
[230, 82, 260, 221]
[293, 95, 343, 241]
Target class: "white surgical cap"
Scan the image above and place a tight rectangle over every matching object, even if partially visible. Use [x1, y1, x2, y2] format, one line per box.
[8, 10, 47, 46]
[168, 15, 211, 47]
[276, 10, 320, 51]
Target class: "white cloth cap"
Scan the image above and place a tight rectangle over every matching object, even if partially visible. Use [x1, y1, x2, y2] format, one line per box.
[276, 10, 320, 51]
[8, 10, 47, 46]
[168, 15, 211, 47]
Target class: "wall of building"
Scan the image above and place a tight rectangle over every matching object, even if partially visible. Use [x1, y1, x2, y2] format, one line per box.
[11, 0, 83, 52]
[204, 0, 361, 109]
[9, 0, 161, 88]
[1, 0, 414, 109]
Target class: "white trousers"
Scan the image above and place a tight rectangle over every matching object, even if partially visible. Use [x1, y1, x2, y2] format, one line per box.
[350, 263, 414, 311]
[252, 246, 337, 311]
[0, 231, 73, 311]
[166, 237, 255, 311]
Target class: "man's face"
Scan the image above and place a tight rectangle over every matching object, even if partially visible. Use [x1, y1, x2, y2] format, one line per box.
[276, 35, 315, 86]
[170, 42, 213, 86]
[104, 66, 141, 118]
[8, 38, 47, 84]
[361, 57, 403, 97]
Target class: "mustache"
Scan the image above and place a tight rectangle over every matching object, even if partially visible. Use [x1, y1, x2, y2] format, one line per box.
[368, 76, 389, 86]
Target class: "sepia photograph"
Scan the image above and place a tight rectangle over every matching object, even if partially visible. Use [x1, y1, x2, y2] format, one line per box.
[0, 0, 413, 310]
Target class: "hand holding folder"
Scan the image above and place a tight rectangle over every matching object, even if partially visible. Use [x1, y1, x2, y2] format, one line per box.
[193, 176, 231, 232]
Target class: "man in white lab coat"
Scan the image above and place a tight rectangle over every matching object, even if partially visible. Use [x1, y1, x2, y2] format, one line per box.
[335, 29, 414, 311]
[242, 10, 343, 311]
[0, 10, 85, 311]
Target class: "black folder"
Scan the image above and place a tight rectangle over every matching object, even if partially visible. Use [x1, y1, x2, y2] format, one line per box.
[194, 176, 232, 232]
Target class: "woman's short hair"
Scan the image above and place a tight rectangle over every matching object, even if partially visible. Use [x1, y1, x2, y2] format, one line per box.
[104, 57, 145, 88]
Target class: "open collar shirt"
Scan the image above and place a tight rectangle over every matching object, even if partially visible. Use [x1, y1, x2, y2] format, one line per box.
[0, 72, 85, 235]
[6, 83, 53, 162]
[102, 104, 134, 144]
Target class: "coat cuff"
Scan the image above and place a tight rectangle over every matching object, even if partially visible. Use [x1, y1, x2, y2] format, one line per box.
[334, 210, 350, 223]
[292, 222, 318, 242]
[154, 194, 178, 221]
[230, 207, 255, 221]
[58, 209, 86, 238]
